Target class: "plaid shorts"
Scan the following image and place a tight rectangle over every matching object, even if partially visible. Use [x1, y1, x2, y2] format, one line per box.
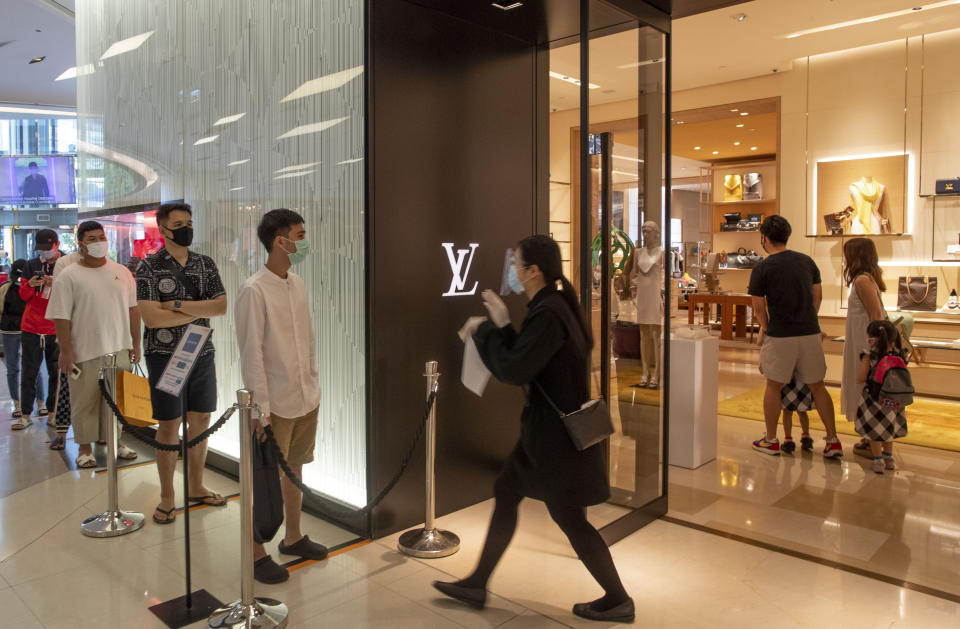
[781, 377, 814, 412]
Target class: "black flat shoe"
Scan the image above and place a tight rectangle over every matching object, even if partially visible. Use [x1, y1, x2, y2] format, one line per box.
[278, 535, 328, 560]
[572, 597, 635, 623]
[254, 555, 289, 584]
[432, 580, 486, 610]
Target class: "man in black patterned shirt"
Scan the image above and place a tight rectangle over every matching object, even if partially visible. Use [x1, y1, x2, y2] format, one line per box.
[136, 203, 228, 525]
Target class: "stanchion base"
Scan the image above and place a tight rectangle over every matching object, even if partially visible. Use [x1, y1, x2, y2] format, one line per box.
[80, 509, 145, 538]
[208, 598, 289, 628]
[398, 527, 460, 558]
[150, 589, 225, 628]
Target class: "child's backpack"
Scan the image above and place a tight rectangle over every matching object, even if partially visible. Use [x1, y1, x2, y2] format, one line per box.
[867, 354, 914, 411]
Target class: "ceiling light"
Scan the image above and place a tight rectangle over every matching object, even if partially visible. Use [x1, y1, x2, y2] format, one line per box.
[730, 108, 739, 112]
[281, 66, 363, 103]
[616, 58, 662, 70]
[733, 13, 748, 23]
[275, 170, 315, 180]
[0, 106, 76, 116]
[277, 116, 348, 140]
[193, 135, 219, 145]
[676, 121, 685, 125]
[549, 71, 600, 89]
[491, 0, 523, 9]
[712, 151, 720, 155]
[740, 112, 749, 116]
[227, 159, 249, 166]
[736, 123, 745, 128]
[29, 56, 46, 64]
[100, 31, 155, 60]
[733, 142, 741, 146]
[784, 1, 960, 39]
[213, 113, 246, 126]
[750, 146, 758, 151]
[694, 146, 701, 150]
[55, 64, 95, 81]
[275, 162, 320, 174]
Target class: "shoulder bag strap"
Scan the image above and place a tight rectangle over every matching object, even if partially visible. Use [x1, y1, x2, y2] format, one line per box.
[160, 256, 201, 300]
[532, 380, 566, 418]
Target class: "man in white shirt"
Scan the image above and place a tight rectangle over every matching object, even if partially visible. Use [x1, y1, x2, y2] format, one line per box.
[47, 221, 142, 469]
[235, 209, 326, 584]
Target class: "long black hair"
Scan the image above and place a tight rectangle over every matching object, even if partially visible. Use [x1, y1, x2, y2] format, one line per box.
[518, 234, 593, 350]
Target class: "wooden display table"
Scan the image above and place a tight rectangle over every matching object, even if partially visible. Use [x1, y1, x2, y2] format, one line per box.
[687, 293, 753, 340]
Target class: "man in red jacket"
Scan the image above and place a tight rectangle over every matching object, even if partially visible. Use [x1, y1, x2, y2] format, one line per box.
[19, 229, 61, 426]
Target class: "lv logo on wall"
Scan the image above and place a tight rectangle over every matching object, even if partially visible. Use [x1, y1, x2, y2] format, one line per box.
[441, 243, 480, 297]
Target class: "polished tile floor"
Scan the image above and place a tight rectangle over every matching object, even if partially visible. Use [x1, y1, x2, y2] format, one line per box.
[1, 359, 959, 627]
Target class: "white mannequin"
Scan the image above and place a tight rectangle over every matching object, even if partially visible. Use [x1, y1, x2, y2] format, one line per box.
[849, 176, 886, 235]
[630, 221, 663, 388]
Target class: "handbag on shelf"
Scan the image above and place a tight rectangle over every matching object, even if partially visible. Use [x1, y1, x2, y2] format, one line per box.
[727, 247, 762, 269]
[823, 207, 854, 235]
[743, 173, 763, 200]
[897, 276, 937, 312]
[534, 381, 614, 451]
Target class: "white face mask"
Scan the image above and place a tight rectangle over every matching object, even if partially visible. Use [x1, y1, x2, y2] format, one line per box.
[85, 242, 108, 259]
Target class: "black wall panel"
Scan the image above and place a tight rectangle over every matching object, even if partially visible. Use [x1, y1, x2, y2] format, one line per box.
[368, 0, 539, 538]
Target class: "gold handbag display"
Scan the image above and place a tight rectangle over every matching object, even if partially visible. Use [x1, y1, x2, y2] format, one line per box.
[897, 276, 937, 312]
[723, 174, 743, 202]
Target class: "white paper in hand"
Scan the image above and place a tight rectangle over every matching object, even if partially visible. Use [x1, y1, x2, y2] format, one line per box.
[461, 335, 492, 397]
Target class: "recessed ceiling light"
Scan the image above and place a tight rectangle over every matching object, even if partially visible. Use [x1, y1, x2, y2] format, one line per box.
[733, 13, 748, 23]
[712, 151, 720, 155]
[491, 1, 523, 10]
[694, 146, 701, 150]
[740, 112, 749, 116]
[730, 108, 739, 112]
[28, 56, 46, 64]
[676, 121, 685, 125]
[733, 142, 741, 146]
[549, 71, 599, 89]
[736, 123, 745, 128]
[750, 146, 758, 151]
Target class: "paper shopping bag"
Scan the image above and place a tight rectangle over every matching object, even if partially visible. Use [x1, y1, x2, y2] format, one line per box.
[115, 369, 158, 428]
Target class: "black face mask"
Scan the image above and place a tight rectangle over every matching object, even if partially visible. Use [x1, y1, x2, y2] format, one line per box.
[165, 225, 194, 247]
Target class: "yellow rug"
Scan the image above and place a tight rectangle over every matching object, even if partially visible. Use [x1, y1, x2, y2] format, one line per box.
[717, 387, 960, 453]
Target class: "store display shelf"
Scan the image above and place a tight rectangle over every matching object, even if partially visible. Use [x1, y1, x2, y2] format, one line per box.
[715, 229, 759, 234]
[919, 193, 960, 198]
[702, 199, 776, 206]
[805, 232, 907, 238]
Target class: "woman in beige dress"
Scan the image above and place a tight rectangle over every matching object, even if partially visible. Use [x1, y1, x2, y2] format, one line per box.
[841, 238, 887, 423]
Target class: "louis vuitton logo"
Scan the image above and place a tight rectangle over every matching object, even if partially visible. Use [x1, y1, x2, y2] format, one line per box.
[441, 242, 479, 297]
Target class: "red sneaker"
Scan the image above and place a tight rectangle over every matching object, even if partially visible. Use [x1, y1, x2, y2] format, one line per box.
[753, 436, 780, 455]
[823, 439, 843, 459]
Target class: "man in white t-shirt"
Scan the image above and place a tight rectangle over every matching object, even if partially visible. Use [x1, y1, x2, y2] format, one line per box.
[235, 208, 326, 584]
[46, 221, 142, 469]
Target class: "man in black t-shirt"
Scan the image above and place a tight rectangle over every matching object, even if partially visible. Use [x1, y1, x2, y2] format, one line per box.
[747, 216, 843, 458]
[136, 203, 228, 525]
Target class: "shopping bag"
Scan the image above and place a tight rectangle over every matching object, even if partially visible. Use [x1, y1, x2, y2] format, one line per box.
[253, 437, 284, 544]
[115, 368, 158, 427]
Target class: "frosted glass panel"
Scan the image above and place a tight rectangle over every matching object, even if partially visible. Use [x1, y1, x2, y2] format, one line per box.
[76, 0, 367, 506]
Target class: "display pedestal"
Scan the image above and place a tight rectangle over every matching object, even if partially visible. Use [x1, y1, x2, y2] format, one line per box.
[668, 335, 719, 469]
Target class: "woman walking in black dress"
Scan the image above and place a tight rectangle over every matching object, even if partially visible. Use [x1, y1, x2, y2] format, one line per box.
[434, 235, 633, 623]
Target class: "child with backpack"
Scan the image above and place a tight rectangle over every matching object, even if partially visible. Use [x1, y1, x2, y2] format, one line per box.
[780, 375, 814, 454]
[856, 319, 913, 474]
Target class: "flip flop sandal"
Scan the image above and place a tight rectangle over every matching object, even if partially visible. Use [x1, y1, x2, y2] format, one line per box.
[11, 410, 22, 419]
[117, 445, 139, 460]
[11, 418, 31, 430]
[188, 493, 227, 507]
[76, 453, 97, 468]
[49, 435, 66, 450]
[153, 506, 177, 525]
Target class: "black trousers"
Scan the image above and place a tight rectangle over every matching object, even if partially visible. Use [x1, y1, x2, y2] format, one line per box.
[21, 332, 59, 415]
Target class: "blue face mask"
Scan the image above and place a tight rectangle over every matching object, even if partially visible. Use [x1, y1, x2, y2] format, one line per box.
[507, 265, 525, 294]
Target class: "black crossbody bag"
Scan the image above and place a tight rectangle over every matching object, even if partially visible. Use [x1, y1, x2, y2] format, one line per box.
[533, 380, 614, 451]
[161, 257, 201, 300]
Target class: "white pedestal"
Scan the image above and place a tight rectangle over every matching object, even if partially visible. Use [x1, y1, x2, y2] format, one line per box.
[668, 335, 719, 469]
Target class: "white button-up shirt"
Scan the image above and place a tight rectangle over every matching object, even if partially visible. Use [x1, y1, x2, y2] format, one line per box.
[235, 268, 321, 419]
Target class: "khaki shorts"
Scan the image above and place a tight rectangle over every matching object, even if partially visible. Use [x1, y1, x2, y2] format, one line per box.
[269, 407, 319, 465]
[759, 334, 827, 385]
[70, 351, 132, 445]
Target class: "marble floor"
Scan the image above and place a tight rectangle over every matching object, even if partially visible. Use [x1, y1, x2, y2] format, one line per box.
[1, 358, 959, 627]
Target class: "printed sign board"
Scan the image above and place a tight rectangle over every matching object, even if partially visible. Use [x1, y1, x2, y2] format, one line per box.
[155, 324, 212, 397]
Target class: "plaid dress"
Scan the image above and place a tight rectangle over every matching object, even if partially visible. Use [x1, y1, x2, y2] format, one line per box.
[855, 358, 908, 442]
[781, 376, 814, 412]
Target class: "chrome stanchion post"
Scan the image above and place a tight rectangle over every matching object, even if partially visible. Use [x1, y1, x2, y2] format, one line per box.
[398, 360, 460, 558]
[208, 390, 288, 629]
[81, 353, 145, 537]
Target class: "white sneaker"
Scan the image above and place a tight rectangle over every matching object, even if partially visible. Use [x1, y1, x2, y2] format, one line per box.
[871, 458, 885, 474]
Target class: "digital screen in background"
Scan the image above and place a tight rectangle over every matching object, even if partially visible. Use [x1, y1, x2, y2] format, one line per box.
[0, 155, 77, 205]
